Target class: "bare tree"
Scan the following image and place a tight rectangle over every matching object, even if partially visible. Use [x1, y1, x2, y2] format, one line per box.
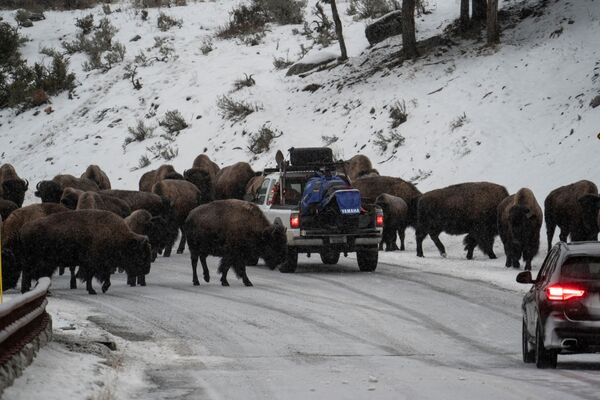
[460, 0, 470, 30]
[323, 0, 347, 61]
[487, 0, 499, 44]
[402, 0, 418, 59]
[472, 0, 487, 22]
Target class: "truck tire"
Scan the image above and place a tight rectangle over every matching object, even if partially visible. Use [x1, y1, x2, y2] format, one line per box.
[280, 248, 298, 273]
[357, 249, 378, 272]
[320, 250, 340, 265]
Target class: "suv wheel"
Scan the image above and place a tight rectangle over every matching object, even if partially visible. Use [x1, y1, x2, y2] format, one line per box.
[357, 249, 378, 272]
[535, 320, 557, 369]
[320, 249, 340, 265]
[280, 248, 298, 273]
[522, 319, 535, 363]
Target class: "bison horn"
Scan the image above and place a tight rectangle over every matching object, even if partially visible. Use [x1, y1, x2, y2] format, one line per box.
[23, 179, 29, 190]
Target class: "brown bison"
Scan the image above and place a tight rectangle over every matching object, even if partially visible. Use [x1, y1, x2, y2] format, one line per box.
[35, 174, 99, 203]
[375, 194, 408, 251]
[244, 175, 265, 202]
[352, 176, 422, 227]
[100, 189, 172, 216]
[20, 210, 151, 294]
[125, 210, 170, 263]
[183, 168, 215, 203]
[59, 187, 84, 209]
[1, 203, 69, 289]
[192, 154, 220, 179]
[0, 164, 29, 207]
[343, 155, 379, 182]
[152, 179, 203, 256]
[497, 188, 542, 270]
[545, 180, 600, 250]
[416, 182, 509, 259]
[75, 191, 131, 218]
[139, 164, 184, 192]
[184, 199, 287, 286]
[81, 165, 111, 190]
[214, 162, 255, 200]
[0, 199, 18, 221]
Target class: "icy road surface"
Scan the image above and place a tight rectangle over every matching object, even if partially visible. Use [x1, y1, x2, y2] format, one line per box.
[7, 254, 600, 400]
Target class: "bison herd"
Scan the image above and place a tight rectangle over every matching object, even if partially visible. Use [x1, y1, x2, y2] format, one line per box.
[0, 153, 598, 295]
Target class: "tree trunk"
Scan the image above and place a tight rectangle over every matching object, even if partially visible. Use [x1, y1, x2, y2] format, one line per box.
[486, 0, 499, 44]
[460, 0, 470, 30]
[329, 0, 347, 61]
[472, 0, 487, 22]
[402, 0, 418, 59]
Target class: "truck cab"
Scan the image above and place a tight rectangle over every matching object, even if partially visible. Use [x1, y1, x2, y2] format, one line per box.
[250, 148, 383, 273]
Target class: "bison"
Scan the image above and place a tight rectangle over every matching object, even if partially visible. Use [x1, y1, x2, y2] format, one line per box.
[214, 162, 255, 200]
[81, 165, 111, 190]
[60, 187, 84, 209]
[245, 175, 265, 202]
[352, 175, 422, 227]
[76, 191, 132, 218]
[0, 164, 29, 207]
[192, 154, 220, 179]
[125, 209, 170, 263]
[343, 155, 379, 182]
[1, 203, 69, 289]
[416, 182, 509, 259]
[35, 174, 99, 203]
[375, 194, 408, 251]
[100, 189, 173, 217]
[544, 180, 600, 250]
[0, 199, 18, 221]
[184, 199, 287, 286]
[20, 210, 151, 294]
[152, 179, 203, 256]
[497, 188, 543, 270]
[139, 164, 184, 192]
[183, 168, 214, 203]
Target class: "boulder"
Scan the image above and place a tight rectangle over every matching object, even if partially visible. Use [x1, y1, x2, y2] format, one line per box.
[365, 10, 403, 46]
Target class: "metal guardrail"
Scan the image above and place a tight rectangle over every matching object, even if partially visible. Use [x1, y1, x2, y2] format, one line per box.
[0, 277, 51, 367]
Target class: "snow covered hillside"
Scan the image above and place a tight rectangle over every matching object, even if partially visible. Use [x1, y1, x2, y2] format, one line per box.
[0, 0, 598, 205]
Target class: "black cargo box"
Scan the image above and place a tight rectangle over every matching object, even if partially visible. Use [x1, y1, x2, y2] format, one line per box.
[289, 147, 333, 166]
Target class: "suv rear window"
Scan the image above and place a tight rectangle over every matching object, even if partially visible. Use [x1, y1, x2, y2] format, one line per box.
[561, 256, 600, 280]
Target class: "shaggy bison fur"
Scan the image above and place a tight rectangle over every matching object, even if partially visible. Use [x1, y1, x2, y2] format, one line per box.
[375, 194, 408, 251]
[416, 182, 509, 259]
[192, 154, 220, 179]
[214, 162, 255, 200]
[139, 165, 184, 192]
[184, 199, 287, 286]
[0, 164, 29, 207]
[497, 188, 542, 270]
[20, 210, 151, 294]
[76, 191, 132, 218]
[343, 155, 379, 182]
[35, 174, 99, 203]
[81, 165, 111, 190]
[0, 199, 18, 221]
[152, 179, 203, 256]
[125, 210, 170, 263]
[544, 180, 600, 250]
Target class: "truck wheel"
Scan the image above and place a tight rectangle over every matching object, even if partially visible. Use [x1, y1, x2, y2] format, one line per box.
[280, 248, 298, 273]
[320, 250, 340, 265]
[357, 249, 378, 272]
[247, 256, 259, 266]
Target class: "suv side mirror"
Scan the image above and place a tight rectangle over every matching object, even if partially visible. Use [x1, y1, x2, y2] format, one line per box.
[516, 271, 535, 284]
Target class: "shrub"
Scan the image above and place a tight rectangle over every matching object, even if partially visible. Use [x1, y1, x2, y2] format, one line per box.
[131, 154, 151, 171]
[147, 141, 179, 160]
[64, 18, 125, 72]
[200, 37, 213, 55]
[216, 95, 262, 122]
[256, 0, 306, 25]
[309, 2, 335, 47]
[389, 100, 407, 128]
[216, 3, 268, 39]
[15, 9, 31, 27]
[321, 134, 339, 146]
[232, 73, 255, 91]
[450, 112, 469, 131]
[248, 124, 283, 154]
[75, 14, 94, 34]
[157, 12, 182, 32]
[159, 110, 188, 134]
[348, 0, 394, 19]
[373, 130, 405, 153]
[102, 4, 111, 14]
[273, 55, 293, 70]
[124, 120, 155, 147]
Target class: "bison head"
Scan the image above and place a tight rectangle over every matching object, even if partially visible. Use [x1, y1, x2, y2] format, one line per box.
[184, 168, 214, 203]
[147, 216, 170, 261]
[60, 188, 82, 210]
[578, 194, 600, 239]
[125, 236, 152, 278]
[35, 180, 63, 203]
[509, 205, 538, 246]
[2, 179, 28, 207]
[261, 219, 287, 270]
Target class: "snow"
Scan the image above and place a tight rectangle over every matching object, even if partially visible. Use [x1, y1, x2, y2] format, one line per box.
[297, 49, 338, 65]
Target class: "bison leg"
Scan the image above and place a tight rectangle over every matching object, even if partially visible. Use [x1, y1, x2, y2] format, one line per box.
[127, 274, 136, 286]
[475, 230, 497, 259]
[200, 254, 210, 283]
[137, 274, 146, 286]
[415, 228, 428, 257]
[163, 243, 173, 258]
[398, 226, 406, 251]
[430, 233, 447, 258]
[464, 234, 477, 260]
[176, 228, 187, 254]
[69, 266, 77, 289]
[20, 269, 32, 293]
[86, 277, 97, 295]
[234, 260, 253, 287]
[545, 220, 556, 252]
[59, 266, 65, 276]
[191, 251, 201, 286]
[219, 258, 231, 287]
[101, 277, 111, 293]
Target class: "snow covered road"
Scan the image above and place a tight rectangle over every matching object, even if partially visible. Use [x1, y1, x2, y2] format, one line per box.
[6, 254, 600, 400]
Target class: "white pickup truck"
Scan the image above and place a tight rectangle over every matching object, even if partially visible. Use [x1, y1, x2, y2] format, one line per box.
[250, 148, 383, 273]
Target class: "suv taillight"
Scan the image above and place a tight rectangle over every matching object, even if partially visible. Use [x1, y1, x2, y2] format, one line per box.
[290, 212, 300, 229]
[547, 285, 586, 301]
[376, 211, 384, 227]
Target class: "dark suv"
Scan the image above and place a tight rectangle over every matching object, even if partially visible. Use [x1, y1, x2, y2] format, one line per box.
[517, 241, 600, 368]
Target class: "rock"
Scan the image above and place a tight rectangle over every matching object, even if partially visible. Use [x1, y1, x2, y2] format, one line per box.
[365, 10, 402, 46]
[20, 20, 33, 28]
[368, 376, 378, 383]
[130, 34, 142, 42]
[302, 83, 322, 92]
[29, 12, 45, 21]
[590, 95, 600, 108]
[287, 53, 337, 76]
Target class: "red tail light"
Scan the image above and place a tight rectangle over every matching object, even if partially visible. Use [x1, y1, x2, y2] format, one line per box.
[290, 213, 300, 229]
[376, 212, 384, 227]
[547, 285, 586, 301]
